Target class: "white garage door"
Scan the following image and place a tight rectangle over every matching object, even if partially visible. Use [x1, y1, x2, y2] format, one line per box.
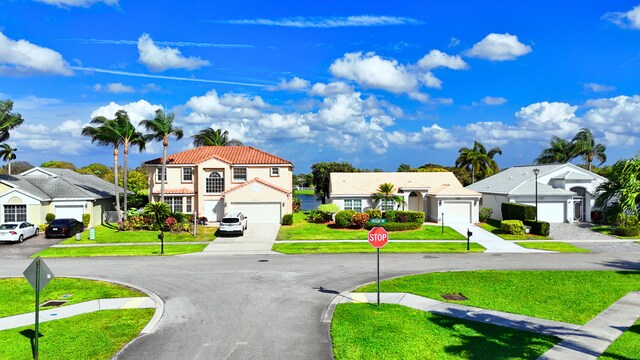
[54, 205, 84, 221]
[442, 202, 471, 223]
[537, 202, 565, 223]
[229, 202, 281, 224]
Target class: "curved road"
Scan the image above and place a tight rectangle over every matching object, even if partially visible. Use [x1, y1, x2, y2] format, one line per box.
[1, 252, 639, 359]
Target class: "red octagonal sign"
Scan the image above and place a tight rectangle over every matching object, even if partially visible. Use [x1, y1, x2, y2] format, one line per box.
[368, 227, 389, 248]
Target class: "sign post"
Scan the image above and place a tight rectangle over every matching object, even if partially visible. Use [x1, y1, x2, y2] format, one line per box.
[368, 226, 388, 306]
[193, 211, 197, 237]
[23, 257, 55, 360]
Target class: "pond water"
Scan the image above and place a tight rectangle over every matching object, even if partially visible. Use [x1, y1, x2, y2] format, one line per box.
[297, 194, 321, 211]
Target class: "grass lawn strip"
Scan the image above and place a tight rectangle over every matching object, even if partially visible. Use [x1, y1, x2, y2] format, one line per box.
[591, 225, 639, 239]
[600, 318, 640, 359]
[35, 244, 207, 257]
[61, 225, 216, 244]
[332, 303, 558, 360]
[514, 242, 590, 252]
[0, 278, 143, 318]
[277, 212, 465, 240]
[356, 270, 640, 325]
[0, 308, 153, 360]
[272, 242, 485, 254]
[479, 220, 550, 240]
[294, 189, 314, 195]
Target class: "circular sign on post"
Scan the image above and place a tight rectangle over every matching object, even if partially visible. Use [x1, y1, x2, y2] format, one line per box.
[368, 227, 389, 248]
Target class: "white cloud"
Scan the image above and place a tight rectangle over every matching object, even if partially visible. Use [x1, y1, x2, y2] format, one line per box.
[94, 82, 135, 93]
[185, 90, 266, 122]
[417, 50, 469, 70]
[137, 33, 210, 72]
[330, 52, 418, 94]
[0, 31, 72, 76]
[449, 37, 460, 48]
[90, 99, 161, 127]
[583, 95, 640, 145]
[466, 33, 532, 61]
[74, 38, 253, 48]
[604, 5, 640, 29]
[481, 96, 507, 105]
[419, 72, 442, 89]
[515, 101, 579, 137]
[13, 120, 89, 155]
[308, 81, 354, 97]
[584, 82, 616, 93]
[266, 76, 310, 91]
[34, 0, 118, 7]
[218, 15, 422, 28]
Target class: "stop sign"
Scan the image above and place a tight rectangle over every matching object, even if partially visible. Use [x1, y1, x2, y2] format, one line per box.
[368, 227, 389, 248]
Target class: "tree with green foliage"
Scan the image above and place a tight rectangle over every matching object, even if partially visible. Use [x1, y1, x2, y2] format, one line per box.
[40, 160, 77, 170]
[455, 141, 502, 183]
[144, 201, 171, 254]
[113, 110, 146, 218]
[397, 163, 411, 172]
[595, 155, 640, 221]
[0, 144, 17, 175]
[373, 182, 405, 210]
[141, 109, 183, 203]
[79, 163, 112, 179]
[0, 100, 24, 143]
[571, 128, 606, 172]
[4, 160, 32, 175]
[535, 136, 574, 164]
[311, 162, 357, 203]
[191, 128, 242, 147]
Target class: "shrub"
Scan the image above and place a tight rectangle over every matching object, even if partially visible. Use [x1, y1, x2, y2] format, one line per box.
[401, 211, 424, 223]
[45, 213, 56, 224]
[612, 226, 640, 237]
[524, 220, 550, 236]
[82, 213, 91, 227]
[305, 210, 326, 223]
[164, 217, 178, 231]
[317, 203, 339, 221]
[38, 224, 47, 232]
[366, 209, 382, 220]
[501, 203, 536, 221]
[282, 214, 294, 225]
[197, 217, 208, 225]
[182, 223, 191, 232]
[293, 196, 302, 213]
[364, 221, 422, 231]
[351, 212, 370, 228]
[385, 210, 398, 222]
[335, 210, 356, 228]
[479, 207, 493, 222]
[170, 212, 186, 224]
[501, 220, 525, 235]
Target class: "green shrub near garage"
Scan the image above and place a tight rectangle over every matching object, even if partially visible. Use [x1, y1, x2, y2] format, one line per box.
[524, 220, 550, 236]
[384, 210, 424, 223]
[501, 203, 536, 221]
[282, 214, 294, 225]
[612, 226, 640, 237]
[365, 209, 382, 219]
[82, 213, 91, 227]
[501, 220, 525, 235]
[335, 210, 356, 228]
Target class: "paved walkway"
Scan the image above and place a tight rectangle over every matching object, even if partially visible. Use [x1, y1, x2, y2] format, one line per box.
[0, 297, 155, 331]
[449, 223, 547, 253]
[335, 291, 640, 360]
[201, 223, 281, 255]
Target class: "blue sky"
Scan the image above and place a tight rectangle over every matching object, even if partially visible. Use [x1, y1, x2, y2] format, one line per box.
[1, 0, 639, 174]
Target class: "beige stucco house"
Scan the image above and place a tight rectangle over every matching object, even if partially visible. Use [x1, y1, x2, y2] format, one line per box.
[329, 172, 482, 223]
[144, 146, 294, 224]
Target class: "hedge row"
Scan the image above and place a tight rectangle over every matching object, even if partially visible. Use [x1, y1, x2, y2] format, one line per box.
[501, 203, 536, 221]
[364, 221, 423, 231]
[524, 220, 550, 236]
[613, 226, 640, 237]
[384, 210, 425, 223]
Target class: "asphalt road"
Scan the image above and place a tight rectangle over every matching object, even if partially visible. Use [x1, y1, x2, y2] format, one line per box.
[1, 252, 638, 360]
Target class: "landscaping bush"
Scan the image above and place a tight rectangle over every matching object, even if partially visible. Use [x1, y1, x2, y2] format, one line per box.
[164, 217, 178, 231]
[366, 209, 382, 220]
[282, 214, 294, 225]
[317, 203, 339, 221]
[170, 211, 186, 224]
[501, 203, 536, 221]
[612, 226, 640, 237]
[38, 224, 47, 232]
[335, 210, 356, 228]
[305, 210, 326, 223]
[293, 196, 301, 213]
[524, 220, 550, 236]
[401, 211, 425, 223]
[479, 207, 493, 222]
[501, 220, 525, 235]
[45, 213, 55, 224]
[616, 213, 639, 228]
[385, 210, 398, 222]
[82, 213, 91, 227]
[364, 221, 422, 231]
[351, 212, 370, 228]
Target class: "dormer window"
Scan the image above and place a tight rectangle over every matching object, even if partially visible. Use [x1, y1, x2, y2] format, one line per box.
[271, 167, 280, 177]
[233, 167, 247, 182]
[182, 167, 193, 182]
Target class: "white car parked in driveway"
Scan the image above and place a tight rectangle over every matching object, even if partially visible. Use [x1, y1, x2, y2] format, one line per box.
[0, 222, 40, 243]
[219, 213, 248, 236]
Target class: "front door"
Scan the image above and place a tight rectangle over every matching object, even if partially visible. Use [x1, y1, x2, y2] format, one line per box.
[573, 198, 583, 221]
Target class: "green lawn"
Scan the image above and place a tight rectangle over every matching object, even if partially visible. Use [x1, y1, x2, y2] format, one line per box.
[515, 242, 591, 253]
[0, 278, 143, 318]
[0, 308, 153, 360]
[60, 225, 216, 244]
[294, 189, 315, 195]
[600, 318, 640, 359]
[272, 242, 484, 254]
[356, 270, 640, 325]
[332, 303, 558, 360]
[479, 220, 550, 240]
[35, 244, 207, 257]
[277, 212, 465, 240]
[591, 225, 639, 239]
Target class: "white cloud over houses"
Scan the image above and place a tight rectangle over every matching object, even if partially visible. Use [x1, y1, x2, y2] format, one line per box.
[185, 90, 266, 122]
[417, 50, 469, 70]
[266, 76, 310, 91]
[137, 33, 210, 72]
[466, 33, 532, 61]
[583, 95, 640, 145]
[90, 99, 161, 127]
[584, 82, 616, 93]
[218, 15, 422, 28]
[308, 81, 354, 97]
[13, 120, 89, 155]
[0, 31, 72, 76]
[604, 5, 640, 29]
[34, 0, 118, 7]
[94, 83, 135, 93]
[329, 52, 418, 94]
[481, 96, 508, 105]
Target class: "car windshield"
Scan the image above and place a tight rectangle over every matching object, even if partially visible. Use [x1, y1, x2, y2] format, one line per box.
[0, 224, 17, 229]
[222, 218, 240, 224]
[49, 220, 69, 225]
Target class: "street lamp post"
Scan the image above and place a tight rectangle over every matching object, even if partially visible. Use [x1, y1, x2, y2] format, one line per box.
[533, 168, 540, 221]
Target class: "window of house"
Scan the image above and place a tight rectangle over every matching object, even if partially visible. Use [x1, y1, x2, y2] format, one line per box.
[4, 205, 26, 222]
[271, 167, 280, 177]
[381, 199, 395, 211]
[344, 199, 362, 212]
[165, 197, 183, 213]
[206, 172, 224, 193]
[233, 167, 247, 182]
[156, 168, 167, 182]
[182, 167, 193, 182]
[186, 197, 192, 213]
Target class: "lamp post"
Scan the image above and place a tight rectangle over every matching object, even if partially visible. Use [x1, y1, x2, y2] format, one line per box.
[533, 168, 540, 221]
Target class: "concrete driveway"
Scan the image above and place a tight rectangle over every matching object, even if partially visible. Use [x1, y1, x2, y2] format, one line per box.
[0, 233, 64, 259]
[202, 223, 281, 254]
[551, 222, 640, 252]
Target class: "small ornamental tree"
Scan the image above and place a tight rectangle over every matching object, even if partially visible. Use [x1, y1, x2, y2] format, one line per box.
[144, 202, 170, 254]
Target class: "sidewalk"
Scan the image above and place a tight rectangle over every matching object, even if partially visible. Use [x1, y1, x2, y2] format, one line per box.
[449, 223, 547, 253]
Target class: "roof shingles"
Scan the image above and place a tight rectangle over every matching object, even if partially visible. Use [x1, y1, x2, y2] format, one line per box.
[145, 146, 292, 166]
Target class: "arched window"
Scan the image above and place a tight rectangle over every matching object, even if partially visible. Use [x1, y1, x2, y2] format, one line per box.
[206, 172, 224, 193]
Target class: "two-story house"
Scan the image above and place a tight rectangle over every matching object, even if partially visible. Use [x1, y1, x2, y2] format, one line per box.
[144, 146, 294, 224]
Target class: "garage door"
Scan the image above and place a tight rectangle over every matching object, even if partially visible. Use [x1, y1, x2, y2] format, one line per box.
[537, 202, 565, 223]
[229, 202, 281, 224]
[54, 205, 84, 221]
[441, 202, 471, 223]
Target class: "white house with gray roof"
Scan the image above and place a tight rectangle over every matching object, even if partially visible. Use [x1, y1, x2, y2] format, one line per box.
[0, 167, 120, 227]
[466, 163, 607, 223]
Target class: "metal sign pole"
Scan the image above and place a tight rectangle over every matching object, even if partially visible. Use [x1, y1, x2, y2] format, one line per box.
[35, 259, 40, 360]
[193, 211, 197, 237]
[377, 247, 380, 306]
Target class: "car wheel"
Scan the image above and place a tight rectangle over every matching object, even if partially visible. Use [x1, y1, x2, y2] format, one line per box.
[35, 229, 40, 236]
[18, 235, 23, 243]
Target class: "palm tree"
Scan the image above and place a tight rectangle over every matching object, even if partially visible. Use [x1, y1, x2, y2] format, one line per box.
[0, 144, 16, 175]
[455, 141, 502, 183]
[571, 128, 606, 172]
[397, 163, 411, 172]
[0, 100, 24, 143]
[373, 183, 404, 210]
[191, 128, 243, 147]
[113, 110, 146, 218]
[535, 136, 574, 164]
[595, 156, 640, 219]
[141, 109, 184, 203]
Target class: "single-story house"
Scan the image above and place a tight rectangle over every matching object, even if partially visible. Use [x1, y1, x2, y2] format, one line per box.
[466, 163, 607, 223]
[329, 172, 482, 223]
[144, 146, 294, 224]
[0, 167, 120, 227]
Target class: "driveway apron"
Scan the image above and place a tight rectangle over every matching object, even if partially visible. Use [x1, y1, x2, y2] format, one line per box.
[449, 223, 546, 253]
[201, 223, 281, 255]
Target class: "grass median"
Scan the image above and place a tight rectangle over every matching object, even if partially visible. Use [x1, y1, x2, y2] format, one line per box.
[272, 242, 484, 254]
[35, 244, 207, 258]
[515, 242, 590, 252]
[60, 225, 216, 244]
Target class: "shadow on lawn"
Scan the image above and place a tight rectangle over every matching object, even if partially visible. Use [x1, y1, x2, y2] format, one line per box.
[19, 329, 42, 360]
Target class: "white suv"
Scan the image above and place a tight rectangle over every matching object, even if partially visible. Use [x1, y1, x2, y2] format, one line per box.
[219, 213, 248, 236]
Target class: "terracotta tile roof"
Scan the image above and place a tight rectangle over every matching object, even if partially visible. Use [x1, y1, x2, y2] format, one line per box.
[145, 146, 293, 166]
[222, 178, 291, 195]
[152, 188, 194, 195]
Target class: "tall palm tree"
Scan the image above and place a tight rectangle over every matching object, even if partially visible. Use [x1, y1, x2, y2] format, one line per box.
[373, 183, 405, 210]
[571, 128, 606, 172]
[0, 144, 17, 175]
[82, 117, 122, 220]
[191, 128, 243, 147]
[455, 141, 502, 183]
[535, 136, 574, 164]
[113, 110, 146, 218]
[0, 100, 24, 143]
[141, 109, 184, 203]
[595, 155, 640, 221]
